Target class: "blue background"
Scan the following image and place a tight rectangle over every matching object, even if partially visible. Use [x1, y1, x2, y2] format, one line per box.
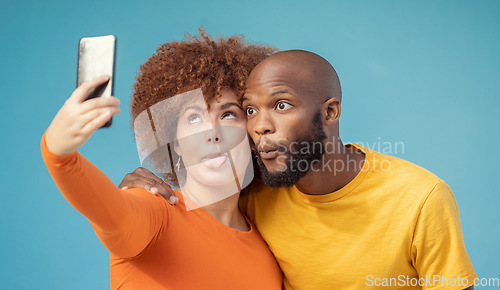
[1, 0, 498, 288]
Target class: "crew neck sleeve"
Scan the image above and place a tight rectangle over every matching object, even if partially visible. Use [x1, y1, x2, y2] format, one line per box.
[296, 143, 370, 204]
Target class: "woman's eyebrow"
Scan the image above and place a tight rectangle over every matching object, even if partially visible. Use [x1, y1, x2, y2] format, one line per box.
[181, 105, 205, 117]
[219, 102, 243, 111]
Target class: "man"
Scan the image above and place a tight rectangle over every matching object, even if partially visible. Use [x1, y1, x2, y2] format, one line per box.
[121, 50, 476, 289]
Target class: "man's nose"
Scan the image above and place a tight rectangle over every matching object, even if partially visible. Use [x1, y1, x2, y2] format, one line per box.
[253, 111, 275, 136]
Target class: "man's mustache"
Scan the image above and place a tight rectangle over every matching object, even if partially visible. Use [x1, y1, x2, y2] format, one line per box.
[253, 138, 288, 154]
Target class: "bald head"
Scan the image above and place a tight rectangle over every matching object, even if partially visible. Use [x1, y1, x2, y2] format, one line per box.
[249, 50, 341, 103]
[242, 50, 344, 186]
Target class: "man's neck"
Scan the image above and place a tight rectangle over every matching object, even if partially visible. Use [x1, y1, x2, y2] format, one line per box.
[295, 141, 365, 195]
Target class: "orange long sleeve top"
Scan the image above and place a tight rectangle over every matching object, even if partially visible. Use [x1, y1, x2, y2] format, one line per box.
[41, 133, 282, 289]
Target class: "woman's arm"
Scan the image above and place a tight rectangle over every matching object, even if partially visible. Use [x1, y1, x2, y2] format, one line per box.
[42, 76, 169, 258]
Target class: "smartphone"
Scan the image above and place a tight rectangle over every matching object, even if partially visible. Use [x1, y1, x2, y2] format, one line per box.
[77, 35, 117, 128]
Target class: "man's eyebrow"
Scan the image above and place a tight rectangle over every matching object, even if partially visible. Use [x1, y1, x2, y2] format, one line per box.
[220, 102, 243, 111]
[271, 89, 294, 97]
[242, 90, 294, 103]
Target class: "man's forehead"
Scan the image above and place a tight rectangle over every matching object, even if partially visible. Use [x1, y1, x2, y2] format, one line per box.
[251, 59, 308, 80]
[244, 61, 312, 97]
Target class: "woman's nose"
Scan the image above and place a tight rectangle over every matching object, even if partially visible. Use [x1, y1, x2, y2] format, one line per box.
[206, 127, 220, 144]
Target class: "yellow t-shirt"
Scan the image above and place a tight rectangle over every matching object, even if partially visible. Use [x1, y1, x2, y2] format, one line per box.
[240, 144, 477, 289]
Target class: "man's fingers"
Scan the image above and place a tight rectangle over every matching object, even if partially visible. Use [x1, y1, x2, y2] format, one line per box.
[118, 173, 137, 189]
[133, 170, 178, 205]
[137, 175, 178, 205]
[155, 184, 178, 205]
[70, 75, 110, 103]
[120, 179, 178, 205]
[120, 179, 154, 192]
[134, 168, 167, 185]
[120, 168, 178, 205]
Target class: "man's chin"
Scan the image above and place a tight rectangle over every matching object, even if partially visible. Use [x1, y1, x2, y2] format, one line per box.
[260, 169, 305, 188]
[260, 160, 287, 173]
[257, 158, 308, 188]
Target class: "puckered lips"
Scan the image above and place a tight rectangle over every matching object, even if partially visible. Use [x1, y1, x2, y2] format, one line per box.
[201, 152, 228, 169]
[258, 144, 279, 160]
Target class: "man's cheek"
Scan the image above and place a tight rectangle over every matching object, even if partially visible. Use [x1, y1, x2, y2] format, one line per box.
[246, 124, 258, 142]
[275, 154, 289, 171]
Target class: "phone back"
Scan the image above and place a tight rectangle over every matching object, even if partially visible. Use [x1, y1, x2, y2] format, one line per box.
[77, 35, 116, 127]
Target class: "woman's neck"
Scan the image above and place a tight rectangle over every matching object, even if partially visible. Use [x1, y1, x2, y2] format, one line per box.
[202, 193, 249, 231]
[181, 176, 250, 232]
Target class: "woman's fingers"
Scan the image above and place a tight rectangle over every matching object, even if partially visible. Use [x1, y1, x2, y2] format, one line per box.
[81, 109, 115, 135]
[45, 75, 116, 156]
[79, 96, 121, 115]
[79, 106, 121, 128]
[70, 75, 110, 104]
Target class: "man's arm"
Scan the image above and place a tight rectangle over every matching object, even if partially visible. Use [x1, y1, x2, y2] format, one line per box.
[411, 181, 477, 290]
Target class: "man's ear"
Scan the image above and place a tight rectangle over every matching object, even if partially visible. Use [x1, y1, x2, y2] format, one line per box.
[323, 97, 341, 126]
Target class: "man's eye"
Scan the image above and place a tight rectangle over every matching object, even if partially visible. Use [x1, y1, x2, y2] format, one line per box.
[246, 107, 257, 116]
[188, 114, 201, 124]
[276, 102, 292, 111]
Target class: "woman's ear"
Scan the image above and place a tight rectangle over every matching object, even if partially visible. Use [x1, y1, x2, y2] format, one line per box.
[173, 139, 181, 157]
[323, 97, 341, 126]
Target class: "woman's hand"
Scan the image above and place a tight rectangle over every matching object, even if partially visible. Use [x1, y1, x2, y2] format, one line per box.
[45, 75, 121, 155]
[119, 167, 179, 205]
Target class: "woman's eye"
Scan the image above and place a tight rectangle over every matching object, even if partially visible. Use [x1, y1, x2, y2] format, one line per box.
[246, 107, 256, 116]
[276, 102, 292, 111]
[188, 114, 201, 124]
[221, 111, 237, 120]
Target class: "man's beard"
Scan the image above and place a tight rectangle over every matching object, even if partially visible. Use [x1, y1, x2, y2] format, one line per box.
[255, 111, 327, 187]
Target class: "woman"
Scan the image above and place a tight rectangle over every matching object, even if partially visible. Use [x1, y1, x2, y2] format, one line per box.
[41, 29, 281, 289]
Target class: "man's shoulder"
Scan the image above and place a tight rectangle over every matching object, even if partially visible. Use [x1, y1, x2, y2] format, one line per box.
[240, 179, 286, 200]
[358, 144, 441, 181]
[239, 179, 289, 214]
[352, 144, 446, 198]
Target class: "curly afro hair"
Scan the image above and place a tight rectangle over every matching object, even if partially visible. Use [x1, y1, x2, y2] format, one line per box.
[130, 27, 277, 187]
[130, 27, 277, 124]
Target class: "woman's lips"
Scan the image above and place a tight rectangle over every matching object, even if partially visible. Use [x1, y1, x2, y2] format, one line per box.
[201, 154, 228, 169]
